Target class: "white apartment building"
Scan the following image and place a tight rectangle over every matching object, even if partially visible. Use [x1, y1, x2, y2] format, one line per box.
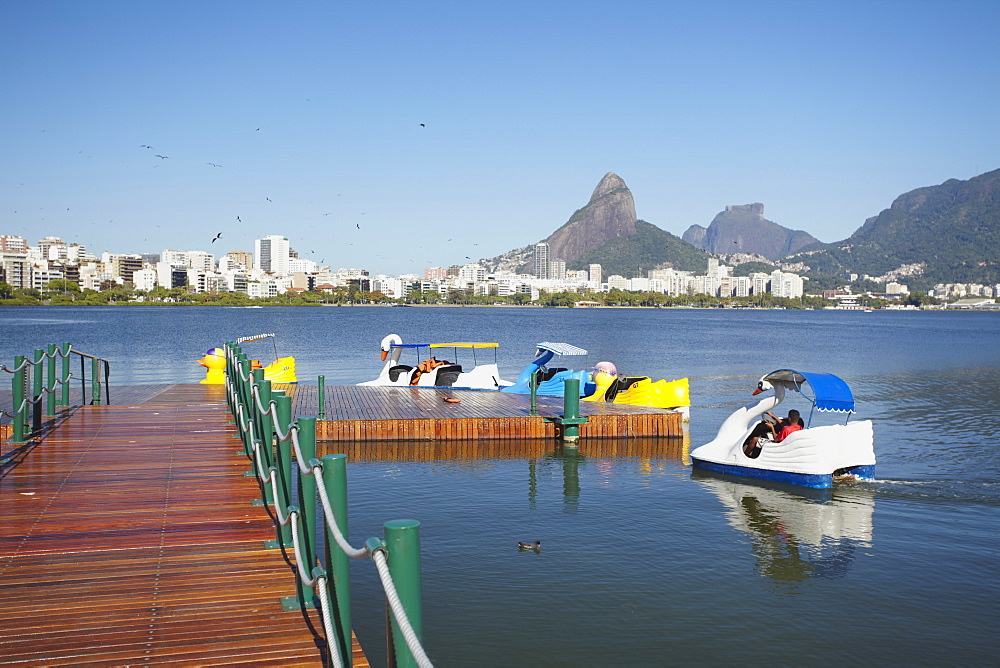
[549, 259, 567, 281]
[132, 268, 157, 292]
[247, 280, 279, 299]
[188, 251, 215, 272]
[0, 251, 31, 288]
[32, 266, 64, 290]
[255, 235, 290, 274]
[770, 270, 804, 299]
[458, 263, 486, 284]
[288, 258, 318, 274]
[607, 275, 628, 290]
[371, 276, 405, 299]
[78, 263, 115, 291]
[161, 249, 189, 267]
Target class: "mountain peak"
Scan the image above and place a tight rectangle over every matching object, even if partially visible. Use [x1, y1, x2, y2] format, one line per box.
[590, 172, 628, 203]
[546, 173, 637, 262]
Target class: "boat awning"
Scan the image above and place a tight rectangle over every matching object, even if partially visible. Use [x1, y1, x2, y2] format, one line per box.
[536, 342, 588, 356]
[430, 342, 499, 348]
[389, 343, 430, 349]
[764, 369, 856, 413]
[236, 332, 276, 343]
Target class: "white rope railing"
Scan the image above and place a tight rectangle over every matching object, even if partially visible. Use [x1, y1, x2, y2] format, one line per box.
[314, 575, 343, 668]
[373, 548, 434, 668]
[0, 344, 74, 374]
[226, 343, 434, 668]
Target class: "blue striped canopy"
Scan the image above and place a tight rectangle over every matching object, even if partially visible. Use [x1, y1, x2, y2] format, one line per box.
[764, 369, 856, 413]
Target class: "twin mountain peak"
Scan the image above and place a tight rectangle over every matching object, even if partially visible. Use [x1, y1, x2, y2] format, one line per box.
[484, 169, 1000, 289]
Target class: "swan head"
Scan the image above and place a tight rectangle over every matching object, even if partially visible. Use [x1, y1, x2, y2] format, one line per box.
[379, 334, 402, 361]
[751, 378, 773, 396]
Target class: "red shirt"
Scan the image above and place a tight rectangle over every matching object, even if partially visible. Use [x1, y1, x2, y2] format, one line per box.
[775, 423, 803, 442]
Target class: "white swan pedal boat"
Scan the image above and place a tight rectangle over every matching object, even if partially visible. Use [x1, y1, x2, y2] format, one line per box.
[358, 334, 512, 389]
[690, 369, 875, 489]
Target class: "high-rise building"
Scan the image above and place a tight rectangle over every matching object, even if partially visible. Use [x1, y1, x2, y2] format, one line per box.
[533, 242, 549, 279]
[588, 263, 602, 284]
[255, 235, 290, 274]
[549, 259, 566, 281]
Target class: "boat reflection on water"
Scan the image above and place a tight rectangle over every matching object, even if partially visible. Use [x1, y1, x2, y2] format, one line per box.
[692, 469, 875, 582]
[319, 435, 687, 465]
[320, 434, 689, 512]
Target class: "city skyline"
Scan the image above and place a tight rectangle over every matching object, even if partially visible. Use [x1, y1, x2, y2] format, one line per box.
[3, 1, 998, 276]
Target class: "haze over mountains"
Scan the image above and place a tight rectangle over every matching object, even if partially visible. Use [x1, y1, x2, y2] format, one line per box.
[484, 169, 1000, 290]
[682, 203, 818, 260]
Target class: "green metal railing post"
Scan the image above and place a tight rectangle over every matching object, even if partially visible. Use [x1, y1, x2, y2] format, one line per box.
[250, 368, 265, 464]
[257, 378, 275, 504]
[543, 378, 588, 443]
[45, 344, 56, 417]
[223, 343, 236, 412]
[562, 378, 582, 444]
[237, 356, 252, 455]
[12, 355, 26, 443]
[317, 375, 326, 420]
[272, 392, 294, 548]
[60, 343, 70, 407]
[321, 454, 352, 665]
[32, 349, 43, 431]
[383, 519, 423, 668]
[90, 356, 101, 406]
[296, 418, 318, 584]
[529, 370, 539, 417]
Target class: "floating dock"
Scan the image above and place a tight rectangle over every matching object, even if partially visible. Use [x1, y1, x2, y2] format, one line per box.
[281, 384, 684, 442]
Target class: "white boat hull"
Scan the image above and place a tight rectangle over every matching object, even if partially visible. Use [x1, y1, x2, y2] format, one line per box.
[690, 390, 875, 489]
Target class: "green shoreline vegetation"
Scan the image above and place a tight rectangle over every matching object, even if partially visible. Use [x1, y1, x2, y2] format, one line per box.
[0, 279, 938, 309]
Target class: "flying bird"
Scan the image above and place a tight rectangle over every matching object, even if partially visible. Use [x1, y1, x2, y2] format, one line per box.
[206, 162, 222, 167]
[419, 123, 425, 127]
[211, 233, 222, 243]
[236, 216, 242, 223]
[154, 155, 169, 159]
[266, 197, 272, 202]
[140, 145, 153, 149]
[356, 223, 360, 229]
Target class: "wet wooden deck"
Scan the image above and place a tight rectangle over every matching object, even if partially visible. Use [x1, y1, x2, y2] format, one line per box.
[281, 384, 684, 442]
[0, 384, 367, 667]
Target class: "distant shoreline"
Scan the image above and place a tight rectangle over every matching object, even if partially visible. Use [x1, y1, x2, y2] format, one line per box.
[0, 302, 977, 311]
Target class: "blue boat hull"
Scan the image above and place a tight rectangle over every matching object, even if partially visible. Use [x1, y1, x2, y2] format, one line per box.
[691, 458, 875, 489]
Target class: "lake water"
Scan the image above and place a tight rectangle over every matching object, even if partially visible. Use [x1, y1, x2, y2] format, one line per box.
[2, 305, 999, 665]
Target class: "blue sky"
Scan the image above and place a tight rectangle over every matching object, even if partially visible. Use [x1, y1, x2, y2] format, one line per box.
[3, 0, 998, 276]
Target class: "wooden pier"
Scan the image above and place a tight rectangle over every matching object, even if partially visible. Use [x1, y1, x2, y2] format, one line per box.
[282, 384, 684, 442]
[0, 385, 366, 667]
[0, 380, 681, 664]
